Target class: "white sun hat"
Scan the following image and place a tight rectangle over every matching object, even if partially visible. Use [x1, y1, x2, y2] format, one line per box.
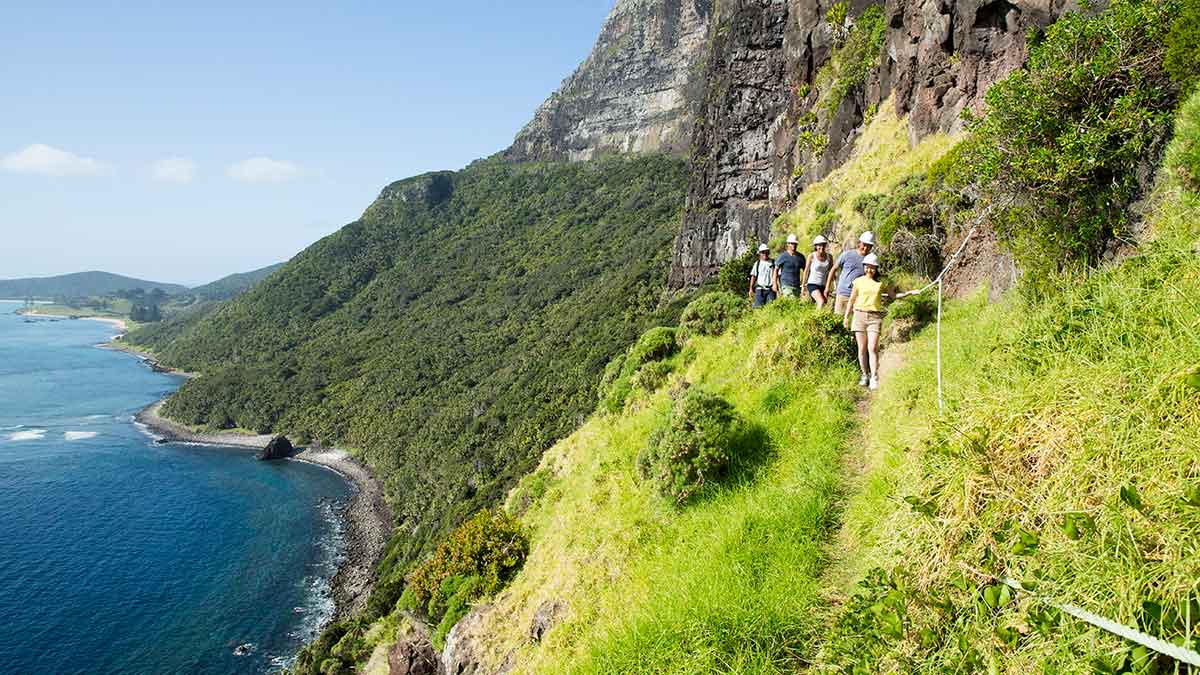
[813, 235, 829, 245]
[859, 231, 877, 246]
[863, 253, 880, 267]
[757, 243, 770, 252]
[786, 234, 799, 244]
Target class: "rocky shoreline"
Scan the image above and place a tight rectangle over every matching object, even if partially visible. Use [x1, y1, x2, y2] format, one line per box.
[134, 400, 393, 621]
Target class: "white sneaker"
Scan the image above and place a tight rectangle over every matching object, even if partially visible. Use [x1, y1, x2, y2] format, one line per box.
[869, 377, 879, 391]
[858, 374, 869, 386]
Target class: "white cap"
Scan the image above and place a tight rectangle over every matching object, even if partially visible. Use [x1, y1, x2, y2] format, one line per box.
[859, 231, 877, 246]
[786, 234, 799, 244]
[863, 253, 880, 267]
[757, 243, 770, 253]
[813, 235, 829, 246]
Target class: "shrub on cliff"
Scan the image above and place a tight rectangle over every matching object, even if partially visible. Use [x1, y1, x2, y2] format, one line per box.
[1167, 88, 1200, 192]
[679, 291, 746, 341]
[600, 326, 681, 412]
[637, 389, 746, 505]
[1165, 0, 1200, 91]
[717, 248, 757, 296]
[406, 508, 527, 624]
[963, 0, 1183, 278]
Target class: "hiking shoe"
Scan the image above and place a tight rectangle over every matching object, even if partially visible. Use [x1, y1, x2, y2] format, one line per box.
[869, 377, 879, 391]
[858, 374, 869, 386]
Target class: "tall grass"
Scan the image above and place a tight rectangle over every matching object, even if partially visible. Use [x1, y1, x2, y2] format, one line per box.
[461, 299, 860, 673]
[817, 168, 1200, 670]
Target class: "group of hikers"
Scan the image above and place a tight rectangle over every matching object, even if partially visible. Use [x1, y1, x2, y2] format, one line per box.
[748, 230, 900, 391]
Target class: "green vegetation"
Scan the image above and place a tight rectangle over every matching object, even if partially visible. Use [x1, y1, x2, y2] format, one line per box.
[815, 5, 887, 119]
[1168, 86, 1200, 190]
[188, 262, 284, 301]
[409, 32, 1200, 674]
[599, 326, 682, 414]
[963, 0, 1184, 279]
[0, 271, 186, 299]
[405, 509, 527, 648]
[1165, 0, 1200, 91]
[127, 154, 689, 576]
[636, 388, 748, 504]
[677, 291, 746, 341]
[470, 298, 860, 673]
[814, 183, 1200, 672]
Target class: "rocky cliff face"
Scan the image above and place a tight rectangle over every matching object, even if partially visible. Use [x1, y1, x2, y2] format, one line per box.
[668, 0, 1075, 287]
[506, 0, 714, 162]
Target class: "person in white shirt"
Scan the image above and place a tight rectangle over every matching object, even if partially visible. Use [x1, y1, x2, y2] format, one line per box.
[805, 235, 833, 309]
[747, 243, 778, 308]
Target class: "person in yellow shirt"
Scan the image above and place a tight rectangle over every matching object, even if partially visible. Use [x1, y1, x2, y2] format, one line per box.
[843, 253, 885, 390]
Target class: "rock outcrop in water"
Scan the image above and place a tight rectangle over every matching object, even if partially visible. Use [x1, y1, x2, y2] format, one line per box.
[506, 0, 714, 161]
[257, 435, 294, 461]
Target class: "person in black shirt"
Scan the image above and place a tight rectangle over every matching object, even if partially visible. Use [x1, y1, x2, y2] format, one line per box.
[774, 234, 806, 298]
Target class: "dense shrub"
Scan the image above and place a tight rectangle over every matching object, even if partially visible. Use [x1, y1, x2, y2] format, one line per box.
[638, 389, 745, 505]
[406, 508, 527, 626]
[678, 291, 747, 341]
[600, 326, 681, 412]
[628, 326, 679, 365]
[631, 360, 673, 393]
[964, 0, 1183, 272]
[717, 248, 757, 295]
[1166, 88, 1200, 191]
[1165, 0, 1200, 91]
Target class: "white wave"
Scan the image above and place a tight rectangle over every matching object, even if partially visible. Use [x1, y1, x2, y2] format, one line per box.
[1, 424, 24, 431]
[64, 431, 99, 441]
[8, 429, 47, 441]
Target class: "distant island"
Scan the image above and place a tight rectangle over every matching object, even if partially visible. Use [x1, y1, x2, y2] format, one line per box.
[4, 263, 284, 326]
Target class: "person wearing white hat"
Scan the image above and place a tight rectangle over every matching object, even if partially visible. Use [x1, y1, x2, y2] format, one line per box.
[805, 234, 832, 309]
[773, 234, 806, 298]
[748, 243, 778, 307]
[826, 231, 876, 316]
[843, 252, 884, 390]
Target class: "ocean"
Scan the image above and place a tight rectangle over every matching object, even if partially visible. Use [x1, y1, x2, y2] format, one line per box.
[0, 303, 352, 674]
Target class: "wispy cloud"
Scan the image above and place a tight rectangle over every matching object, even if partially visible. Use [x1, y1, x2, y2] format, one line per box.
[1, 144, 106, 176]
[150, 157, 196, 184]
[227, 157, 301, 183]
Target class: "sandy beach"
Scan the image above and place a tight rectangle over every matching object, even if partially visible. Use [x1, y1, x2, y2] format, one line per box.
[17, 309, 129, 333]
[135, 399, 394, 620]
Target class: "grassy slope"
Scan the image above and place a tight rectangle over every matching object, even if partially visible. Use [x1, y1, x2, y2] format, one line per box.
[816, 180, 1200, 672]
[424, 109, 962, 674]
[422, 98, 1200, 674]
[773, 101, 960, 250]
[489, 299, 860, 673]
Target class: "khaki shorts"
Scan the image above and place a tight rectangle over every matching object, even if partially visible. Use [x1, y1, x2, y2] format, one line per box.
[835, 295, 850, 315]
[851, 310, 884, 335]
[780, 285, 798, 298]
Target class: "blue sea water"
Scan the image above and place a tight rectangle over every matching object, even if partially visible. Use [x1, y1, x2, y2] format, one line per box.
[0, 303, 352, 674]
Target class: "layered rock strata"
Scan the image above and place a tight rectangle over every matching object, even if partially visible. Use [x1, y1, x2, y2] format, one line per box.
[506, 0, 714, 161]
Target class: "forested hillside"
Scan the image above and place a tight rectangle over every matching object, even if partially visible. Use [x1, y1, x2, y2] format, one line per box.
[189, 262, 284, 301]
[127, 155, 689, 558]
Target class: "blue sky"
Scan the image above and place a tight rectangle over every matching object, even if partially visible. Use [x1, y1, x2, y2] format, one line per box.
[0, 1, 612, 286]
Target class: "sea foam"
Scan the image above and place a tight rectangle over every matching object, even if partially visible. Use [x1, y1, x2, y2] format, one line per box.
[8, 429, 47, 441]
[64, 431, 99, 441]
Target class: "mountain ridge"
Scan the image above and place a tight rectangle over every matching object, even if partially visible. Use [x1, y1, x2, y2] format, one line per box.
[0, 271, 189, 299]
